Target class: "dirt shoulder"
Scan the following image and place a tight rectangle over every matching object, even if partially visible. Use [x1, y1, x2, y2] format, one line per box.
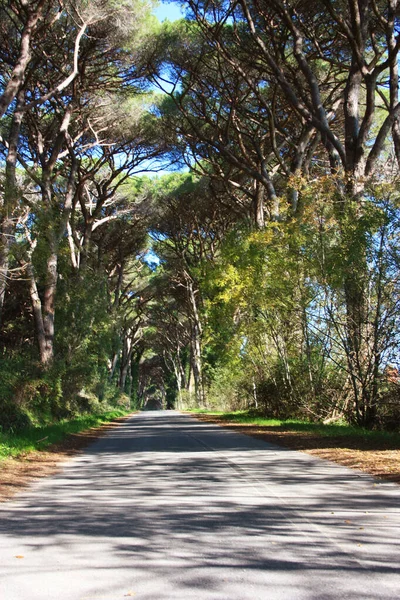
[2, 412, 398, 503]
[192, 414, 400, 485]
[0, 414, 134, 503]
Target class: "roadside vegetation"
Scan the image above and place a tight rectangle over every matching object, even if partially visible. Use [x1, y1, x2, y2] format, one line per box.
[188, 410, 400, 446]
[189, 410, 400, 483]
[1, 0, 400, 436]
[0, 409, 131, 461]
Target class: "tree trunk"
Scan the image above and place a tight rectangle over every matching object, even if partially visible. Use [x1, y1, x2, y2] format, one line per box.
[187, 347, 196, 402]
[185, 274, 205, 406]
[34, 149, 77, 367]
[41, 247, 58, 366]
[0, 219, 13, 327]
[336, 190, 375, 426]
[119, 331, 133, 392]
[130, 352, 142, 408]
[0, 1, 45, 119]
[190, 328, 204, 407]
[108, 350, 120, 381]
[171, 357, 183, 409]
[26, 260, 47, 362]
[0, 92, 24, 325]
[254, 181, 265, 228]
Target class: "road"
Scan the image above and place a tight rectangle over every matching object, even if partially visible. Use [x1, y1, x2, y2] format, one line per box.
[0, 411, 399, 600]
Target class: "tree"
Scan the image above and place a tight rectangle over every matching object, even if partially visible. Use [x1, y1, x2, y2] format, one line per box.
[1, 0, 160, 365]
[147, 172, 233, 405]
[148, 18, 310, 227]
[150, 0, 400, 424]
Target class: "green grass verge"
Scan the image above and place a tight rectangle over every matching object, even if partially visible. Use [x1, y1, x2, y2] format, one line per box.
[0, 409, 131, 461]
[188, 409, 400, 444]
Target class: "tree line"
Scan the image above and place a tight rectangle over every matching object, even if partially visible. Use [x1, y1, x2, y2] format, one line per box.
[1, 0, 400, 430]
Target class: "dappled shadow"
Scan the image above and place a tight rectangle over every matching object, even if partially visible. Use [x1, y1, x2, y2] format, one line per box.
[233, 425, 400, 451]
[193, 414, 400, 451]
[193, 415, 400, 483]
[0, 415, 134, 502]
[0, 412, 399, 599]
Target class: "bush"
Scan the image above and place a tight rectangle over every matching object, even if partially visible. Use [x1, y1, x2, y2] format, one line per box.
[0, 402, 32, 432]
[376, 384, 400, 431]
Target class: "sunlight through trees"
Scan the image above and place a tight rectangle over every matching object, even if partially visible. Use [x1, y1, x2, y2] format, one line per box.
[1, 0, 400, 430]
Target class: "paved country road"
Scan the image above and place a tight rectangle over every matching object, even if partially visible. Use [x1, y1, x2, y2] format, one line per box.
[0, 412, 399, 600]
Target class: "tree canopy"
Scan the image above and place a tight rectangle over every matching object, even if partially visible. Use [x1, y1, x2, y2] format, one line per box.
[1, 0, 400, 430]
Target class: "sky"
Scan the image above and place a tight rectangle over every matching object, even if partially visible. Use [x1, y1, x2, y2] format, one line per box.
[132, 2, 187, 179]
[127, 1, 188, 182]
[154, 2, 186, 22]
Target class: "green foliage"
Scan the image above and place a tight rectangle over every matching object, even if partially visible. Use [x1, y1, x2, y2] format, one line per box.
[205, 362, 248, 411]
[189, 410, 400, 442]
[0, 402, 32, 433]
[0, 409, 130, 460]
[195, 182, 400, 427]
[2, 0, 400, 435]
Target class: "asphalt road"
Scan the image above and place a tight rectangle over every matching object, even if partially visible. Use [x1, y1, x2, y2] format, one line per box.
[0, 411, 399, 600]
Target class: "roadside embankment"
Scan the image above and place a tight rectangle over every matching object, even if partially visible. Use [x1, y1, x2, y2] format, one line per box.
[189, 411, 400, 484]
[0, 410, 133, 501]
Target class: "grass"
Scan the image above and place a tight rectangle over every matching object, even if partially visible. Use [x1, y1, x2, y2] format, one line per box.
[0, 409, 131, 461]
[188, 409, 400, 444]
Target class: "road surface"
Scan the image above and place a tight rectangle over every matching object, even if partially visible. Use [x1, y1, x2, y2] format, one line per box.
[0, 411, 399, 599]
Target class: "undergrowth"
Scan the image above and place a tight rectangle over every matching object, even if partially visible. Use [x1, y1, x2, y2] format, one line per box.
[189, 410, 400, 444]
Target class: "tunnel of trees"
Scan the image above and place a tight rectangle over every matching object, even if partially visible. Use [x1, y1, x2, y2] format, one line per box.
[1, 0, 400, 430]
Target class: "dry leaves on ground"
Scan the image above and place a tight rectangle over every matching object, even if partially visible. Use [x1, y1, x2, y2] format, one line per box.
[0, 416, 131, 503]
[193, 415, 400, 484]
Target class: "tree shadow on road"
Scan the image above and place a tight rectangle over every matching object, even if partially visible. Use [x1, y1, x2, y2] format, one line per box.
[0, 413, 399, 599]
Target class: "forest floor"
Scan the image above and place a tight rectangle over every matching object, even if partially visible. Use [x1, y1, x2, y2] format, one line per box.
[0, 414, 133, 502]
[192, 413, 400, 485]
